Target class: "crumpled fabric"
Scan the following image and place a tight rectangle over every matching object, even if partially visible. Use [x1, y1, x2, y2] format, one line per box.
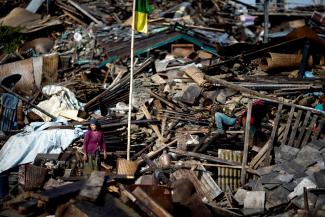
[2, 93, 19, 109]
[0, 122, 82, 173]
[32, 85, 84, 122]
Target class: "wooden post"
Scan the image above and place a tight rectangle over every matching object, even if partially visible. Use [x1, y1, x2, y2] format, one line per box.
[264, 104, 283, 165]
[263, 0, 269, 43]
[241, 100, 252, 185]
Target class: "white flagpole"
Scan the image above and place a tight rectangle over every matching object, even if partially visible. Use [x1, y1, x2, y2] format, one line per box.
[127, 0, 137, 160]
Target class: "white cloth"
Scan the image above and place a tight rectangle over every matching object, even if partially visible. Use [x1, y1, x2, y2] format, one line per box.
[33, 85, 84, 121]
[0, 122, 82, 173]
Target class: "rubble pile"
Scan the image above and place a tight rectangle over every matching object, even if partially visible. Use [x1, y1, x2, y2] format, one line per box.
[0, 0, 325, 217]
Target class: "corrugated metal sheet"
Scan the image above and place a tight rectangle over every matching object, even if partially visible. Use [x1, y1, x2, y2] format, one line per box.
[117, 159, 138, 177]
[172, 166, 222, 202]
[218, 149, 243, 191]
[18, 164, 48, 191]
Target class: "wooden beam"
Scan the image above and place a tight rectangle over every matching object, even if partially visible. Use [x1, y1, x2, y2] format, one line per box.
[288, 110, 303, 146]
[146, 89, 182, 111]
[241, 100, 252, 185]
[169, 149, 240, 166]
[249, 140, 271, 169]
[301, 115, 318, 147]
[295, 111, 311, 147]
[132, 187, 172, 217]
[311, 118, 325, 141]
[68, 0, 103, 24]
[205, 74, 325, 117]
[140, 104, 165, 143]
[265, 104, 283, 165]
[137, 139, 177, 164]
[281, 106, 295, 146]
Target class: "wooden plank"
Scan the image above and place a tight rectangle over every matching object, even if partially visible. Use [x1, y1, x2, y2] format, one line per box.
[62, 9, 87, 26]
[241, 100, 252, 185]
[137, 139, 177, 164]
[68, 0, 103, 24]
[295, 111, 311, 148]
[288, 110, 303, 146]
[265, 104, 283, 165]
[79, 171, 106, 202]
[146, 89, 182, 112]
[140, 104, 165, 143]
[249, 140, 270, 169]
[37, 180, 85, 202]
[132, 187, 172, 217]
[311, 118, 325, 141]
[277, 124, 286, 142]
[281, 106, 295, 146]
[301, 115, 318, 147]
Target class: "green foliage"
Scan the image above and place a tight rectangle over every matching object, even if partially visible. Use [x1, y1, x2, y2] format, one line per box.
[0, 25, 22, 54]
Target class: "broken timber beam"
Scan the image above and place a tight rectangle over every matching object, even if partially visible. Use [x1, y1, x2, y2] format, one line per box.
[264, 104, 283, 165]
[68, 0, 103, 24]
[241, 100, 252, 185]
[132, 186, 172, 217]
[137, 139, 177, 164]
[205, 74, 325, 117]
[249, 140, 271, 169]
[146, 89, 182, 111]
[281, 106, 295, 146]
[169, 149, 241, 166]
[140, 104, 165, 143]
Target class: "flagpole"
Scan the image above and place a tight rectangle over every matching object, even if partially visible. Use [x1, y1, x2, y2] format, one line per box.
[127, 0, 137, 161]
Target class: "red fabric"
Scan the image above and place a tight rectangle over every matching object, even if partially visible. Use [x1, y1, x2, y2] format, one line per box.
[83, 130, 106, 154]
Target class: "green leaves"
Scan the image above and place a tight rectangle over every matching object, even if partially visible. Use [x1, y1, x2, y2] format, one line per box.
[0, 25, 22, 54]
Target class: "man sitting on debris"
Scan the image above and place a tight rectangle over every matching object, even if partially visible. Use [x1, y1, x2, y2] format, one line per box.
[82, 119, 106, 176]
[213, 100, 273, 144]
[214, 110, 245, 135]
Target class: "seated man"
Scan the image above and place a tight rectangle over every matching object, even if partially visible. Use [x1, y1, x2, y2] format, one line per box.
[214, 100, 273, 140]
[214, 111, 243, 134]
